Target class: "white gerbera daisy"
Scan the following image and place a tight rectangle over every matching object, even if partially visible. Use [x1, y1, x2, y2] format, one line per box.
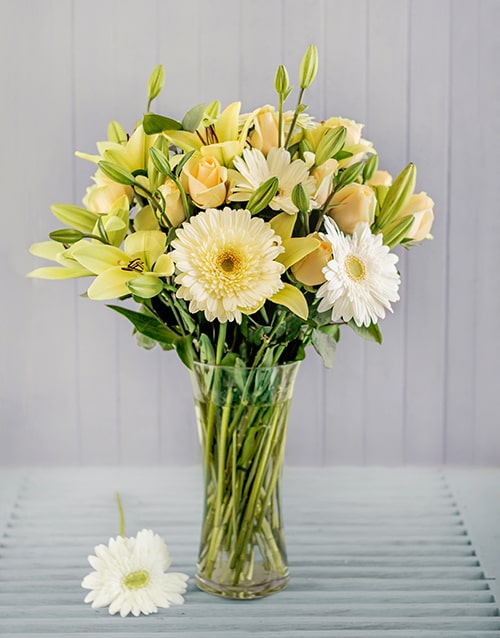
[228, 147, 316, 214]
[81, 529, 189, 617]
[317, 219, 400, 327]
[171, 207, 285, 323]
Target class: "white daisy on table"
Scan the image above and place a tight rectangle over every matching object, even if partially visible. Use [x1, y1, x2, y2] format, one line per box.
[228, 147, 316, 215]
[81, 529, 189, 617]
[170, 207, 285, 323]
[317, 219, 400, 327]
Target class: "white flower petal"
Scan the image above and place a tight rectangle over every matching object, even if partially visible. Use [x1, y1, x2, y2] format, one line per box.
[82, 529, 189, 618]
[316, 220, 400, 327]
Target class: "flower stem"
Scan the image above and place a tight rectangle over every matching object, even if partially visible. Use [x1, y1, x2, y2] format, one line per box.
[115, 492, 125, 537]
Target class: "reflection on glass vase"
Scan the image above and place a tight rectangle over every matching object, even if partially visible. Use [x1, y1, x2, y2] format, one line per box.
[189, 361, 300, 599]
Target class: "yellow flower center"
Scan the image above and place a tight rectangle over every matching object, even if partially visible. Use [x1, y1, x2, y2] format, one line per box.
[345, 254, 366, 281]
[124, 570, 149, 589]
[217, 250, 241, 275]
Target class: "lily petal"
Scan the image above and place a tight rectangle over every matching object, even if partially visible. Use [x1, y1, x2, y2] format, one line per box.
[86, 267, 133, 300]
[269, 283, 309, 320]
[27, 266, 90, 279]
[270, 212, 297, 241]
[72, 244, 129, 274]
[124, 230, 167, 267]
[278, 236, 320, 269]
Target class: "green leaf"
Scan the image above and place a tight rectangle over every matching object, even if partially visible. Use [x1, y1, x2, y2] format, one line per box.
[50, 204, 99, 233]
[175, 335, 195, 370]
[107, 304, 180, 346]
[182, 103, 206, 132]
[98, 161, 137, 186]
[143, 113, 182, 135]
[319, 323, 340, 341]
[312, 327, 337, 368]
[174, 149, 195, 177]
[199, 333, 215, 365]
[348, 319, 383, 344]
[147, 64, 165, 106]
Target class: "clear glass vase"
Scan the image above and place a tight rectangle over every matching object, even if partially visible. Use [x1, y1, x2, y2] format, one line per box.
[189, 361, 300, 599]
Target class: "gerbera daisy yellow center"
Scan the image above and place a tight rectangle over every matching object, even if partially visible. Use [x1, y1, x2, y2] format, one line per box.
[217, 249, 241, 274]
[171, 207, 285, 323]
[124, 569, 149, 589]
[344, 254, 366, 281]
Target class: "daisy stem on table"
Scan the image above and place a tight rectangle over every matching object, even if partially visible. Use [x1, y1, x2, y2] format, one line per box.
[115, 492, 125, 537]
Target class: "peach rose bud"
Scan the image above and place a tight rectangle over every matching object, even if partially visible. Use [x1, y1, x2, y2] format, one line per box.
[327, 183, 376, 234]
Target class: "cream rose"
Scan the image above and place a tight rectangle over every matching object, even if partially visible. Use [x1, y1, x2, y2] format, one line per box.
[323, 116, 363, 146]
[83, 170, 133, 213]
[158, 180, 186, 227]
[182, 155, 228, 209]
[291, 233, 332, 286]
[397, 192, 435, 241]
[248, 105, 279, 155]
[311, 158, 338, 207]
[326, 183, 376, 234]
[367, 170, 393, 187]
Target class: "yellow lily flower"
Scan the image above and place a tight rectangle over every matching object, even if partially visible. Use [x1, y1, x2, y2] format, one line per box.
[76, 125, 157, 172]
[27, 240, 93, 280]
[72, 230, 174, 300]
[166, 102, 257, 167]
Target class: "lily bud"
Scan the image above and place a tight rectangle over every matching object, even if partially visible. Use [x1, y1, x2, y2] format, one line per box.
[247, 177, 279, 215]
[299, 44, 318, 89]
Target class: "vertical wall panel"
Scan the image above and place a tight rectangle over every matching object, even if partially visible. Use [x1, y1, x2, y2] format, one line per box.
[0, 0, 78, 464]
[324, 0, 368, 465]
[474, 0, 500, 463]
[73, 0, 159, 464]
[445, 0, 480, 463]
[282, 0, 325, 463]
[404, 0, 450, 463]
[363, 0, 410, 464]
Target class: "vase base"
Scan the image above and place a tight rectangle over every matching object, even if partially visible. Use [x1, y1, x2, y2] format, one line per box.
[195, 571, 289, 600]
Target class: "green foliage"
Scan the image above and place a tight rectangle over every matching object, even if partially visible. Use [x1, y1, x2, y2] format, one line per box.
[348, 320, 383, 344]
[108, 304, 180, 347]
[143, 113, 182, 135]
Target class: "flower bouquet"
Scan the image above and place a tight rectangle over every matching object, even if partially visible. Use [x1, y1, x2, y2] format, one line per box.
[28, 45, 434, 599]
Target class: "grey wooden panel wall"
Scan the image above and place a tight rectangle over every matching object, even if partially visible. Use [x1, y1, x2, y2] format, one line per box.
[1, 0, 499, 466]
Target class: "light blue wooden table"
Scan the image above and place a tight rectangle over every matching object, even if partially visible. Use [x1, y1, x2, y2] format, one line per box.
[0, 467, 499, 636]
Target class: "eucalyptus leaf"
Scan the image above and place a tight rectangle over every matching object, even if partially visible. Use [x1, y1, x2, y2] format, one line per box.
[182, 103, 206, 132]
[143, 113, 182, 134]
[348, 320, 382, 344]
[312, 327, 337, 368]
